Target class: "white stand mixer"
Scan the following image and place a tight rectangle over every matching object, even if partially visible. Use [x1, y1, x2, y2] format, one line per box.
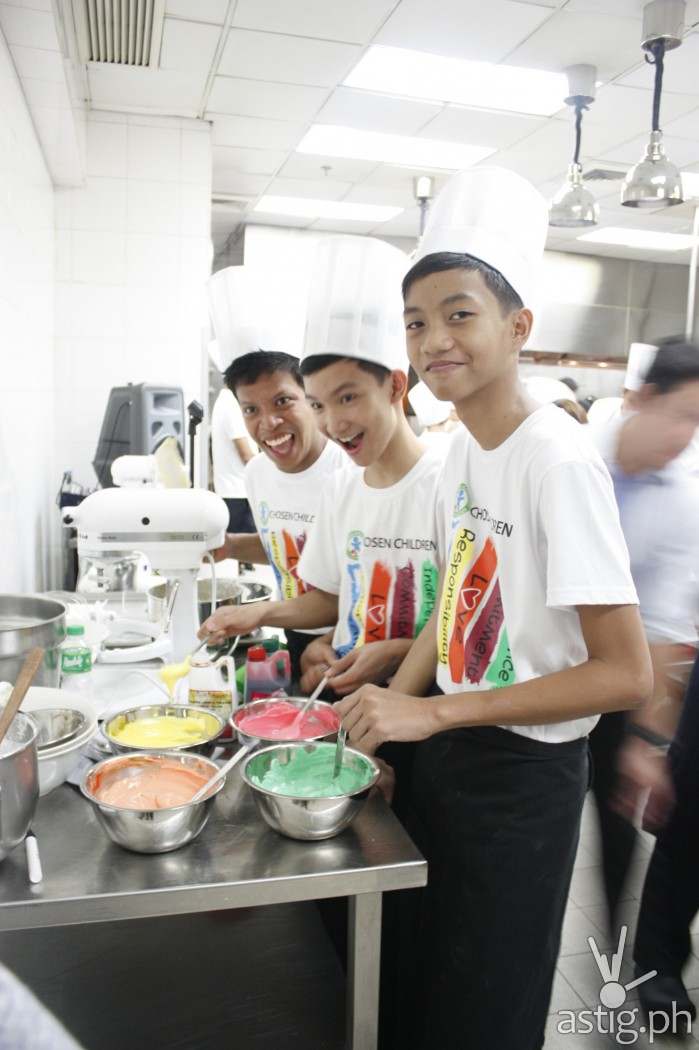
[63, 485, 228, 662]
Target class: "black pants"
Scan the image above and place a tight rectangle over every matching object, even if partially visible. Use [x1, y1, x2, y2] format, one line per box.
[284, 628, 317, 686]
[634, 655, 699, 978]
[589, 710, 637, 934]
[223, 497, 255, 534]
[383, 726, 588, 1050]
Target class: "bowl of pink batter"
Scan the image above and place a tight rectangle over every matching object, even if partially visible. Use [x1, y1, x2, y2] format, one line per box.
[232, 698, 340, 749]
[81, 752, 223, 853]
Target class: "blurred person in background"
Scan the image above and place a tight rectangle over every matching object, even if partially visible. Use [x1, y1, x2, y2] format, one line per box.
[588, 339, 699, 944]
[210, 383, 256, 534]
[0, 961, 84, 1050]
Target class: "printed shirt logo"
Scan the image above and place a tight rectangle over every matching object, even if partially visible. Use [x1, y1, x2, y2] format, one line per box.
[346, 530, 364, 561]
[259, 501, 270, 527]
[438, 486, 517, 690]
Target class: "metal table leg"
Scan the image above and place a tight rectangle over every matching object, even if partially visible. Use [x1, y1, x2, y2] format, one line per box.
[346, 891, 382, 1050]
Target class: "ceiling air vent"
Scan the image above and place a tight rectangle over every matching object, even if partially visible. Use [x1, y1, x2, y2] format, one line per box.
[72, 0, 165, 67]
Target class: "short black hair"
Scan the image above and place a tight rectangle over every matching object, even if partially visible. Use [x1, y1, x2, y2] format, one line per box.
[643, 338, 699, 394]
[402, 251, 524, 315]
[224, 351, 302, 396]
[299, 354, 391, 384]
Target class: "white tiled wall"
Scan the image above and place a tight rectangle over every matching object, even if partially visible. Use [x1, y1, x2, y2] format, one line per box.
[0, 27, 56, 592]
[54, 111, 213, 489]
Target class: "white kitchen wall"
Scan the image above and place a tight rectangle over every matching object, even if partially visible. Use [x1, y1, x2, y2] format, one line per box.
[0, 27, 56, 593]
[54, 111, 213, 489]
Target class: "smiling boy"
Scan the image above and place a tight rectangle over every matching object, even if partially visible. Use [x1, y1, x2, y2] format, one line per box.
[213, 348, 347, 677]
[202, 236, 444, 704]
[336, 169, 652, 1050]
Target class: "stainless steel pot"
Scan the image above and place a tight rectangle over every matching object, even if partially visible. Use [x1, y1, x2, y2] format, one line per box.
[0, 594, 66, 688]
[0, 711, 39, 861]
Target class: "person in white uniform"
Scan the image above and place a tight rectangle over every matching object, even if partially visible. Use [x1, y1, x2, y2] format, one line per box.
[335, 168, 652, 1050]
[203, 236, 445, 710]
[210, 385, 255, 533]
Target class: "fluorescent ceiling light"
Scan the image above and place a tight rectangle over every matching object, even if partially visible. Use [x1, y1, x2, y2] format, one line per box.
[253, 196, 403, 223]
[296, 124, 493, 171]
[345, 45, 567, 118]
[681, 171, 699, 199]
[577, 226, 696, 251]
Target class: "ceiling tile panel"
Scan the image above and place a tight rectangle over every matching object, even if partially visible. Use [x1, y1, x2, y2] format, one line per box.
[265, 175, 353, 200]
[219, 28, 361, 87]
[212, 114, 305, 150]
[505, 10, 647, 81]
[207, 77, 328, 122]
[0, 5, 58, 48]
[569, 84, 698, 139]
[213, 145, 287, 175]
[160, 18, 221, 73]
[277, 152, 378, 182]
[376, 0, 554, 63]
[316, 87, 441, 135]
[309, 218, 378, 234]
[418, 106, 545, 150]
[9, 44, 63, 81]
[232, 0, 398, 45]
[165, 0, 228, 22]
[664, 106, 699, 140]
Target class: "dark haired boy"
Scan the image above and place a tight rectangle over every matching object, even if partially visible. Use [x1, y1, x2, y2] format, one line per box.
[214, 347, 347, 676]
[203, 236, 444, 702]
[336, 169, 652, 1050]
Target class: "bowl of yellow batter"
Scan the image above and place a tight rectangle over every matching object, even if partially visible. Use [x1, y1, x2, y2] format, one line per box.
[103, 704, 225, 757]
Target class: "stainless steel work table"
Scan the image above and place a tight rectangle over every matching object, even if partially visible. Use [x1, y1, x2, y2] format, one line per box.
[0, 770, 427, 1050]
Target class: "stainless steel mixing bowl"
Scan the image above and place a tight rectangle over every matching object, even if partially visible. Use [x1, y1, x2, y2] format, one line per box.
[0, 711, 39, 861]
[80, 751, 222, 854]
[32, 708, 87, 751]
[103, 704, 226, 757]
[241, 742, 379, 841]
[232, 697, 340, 749]
[0, 594, 66, 688]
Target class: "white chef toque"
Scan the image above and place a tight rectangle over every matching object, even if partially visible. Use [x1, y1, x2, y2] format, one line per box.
[624, 342, 657, 392]
[413, 166, 549, 312]
[206, 266, 292, 371]
[408, 381, 452, 426]
[302, 235, 409, 371]
[524, 376, 580, 404]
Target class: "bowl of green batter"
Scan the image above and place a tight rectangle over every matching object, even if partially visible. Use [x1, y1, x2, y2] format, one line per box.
[241, 741, 380, 841]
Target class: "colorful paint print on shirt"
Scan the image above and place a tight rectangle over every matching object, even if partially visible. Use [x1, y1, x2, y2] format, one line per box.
[439, 487, 517, 689]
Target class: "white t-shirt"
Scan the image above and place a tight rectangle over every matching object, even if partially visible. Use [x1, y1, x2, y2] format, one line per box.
[437, 405, 638, 743]
[244, 439, 347, 636]
[211, 388, 249, 499]
[299, 449, 445, 656]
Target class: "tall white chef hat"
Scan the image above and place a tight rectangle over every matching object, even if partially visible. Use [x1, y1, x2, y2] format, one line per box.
[524, 376, 579, 404]
[206, 266, 292, 371]
[624, 342, 657, 392]
[302, 235, 409, 371]
[408, 381, 452, 427]
[413, 166, 549, 311]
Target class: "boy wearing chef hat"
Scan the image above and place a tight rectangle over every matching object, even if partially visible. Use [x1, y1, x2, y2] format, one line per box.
[335, 168, 651, 1050]
[203, 236, 445, 710]
[205, 266, 347, 678]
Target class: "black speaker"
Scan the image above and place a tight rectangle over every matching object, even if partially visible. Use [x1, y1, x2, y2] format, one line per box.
[93, 382, 184, 487]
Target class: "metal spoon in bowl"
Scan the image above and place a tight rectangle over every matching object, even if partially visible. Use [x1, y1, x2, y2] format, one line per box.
[332, 725, 347, 780]
[290, 674, 330, 731]
[189, 743, 252, 803]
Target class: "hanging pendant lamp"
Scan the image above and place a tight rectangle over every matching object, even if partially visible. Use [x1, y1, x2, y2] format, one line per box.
[549, 65, 599, 228]
[621, 0, 685, 209]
